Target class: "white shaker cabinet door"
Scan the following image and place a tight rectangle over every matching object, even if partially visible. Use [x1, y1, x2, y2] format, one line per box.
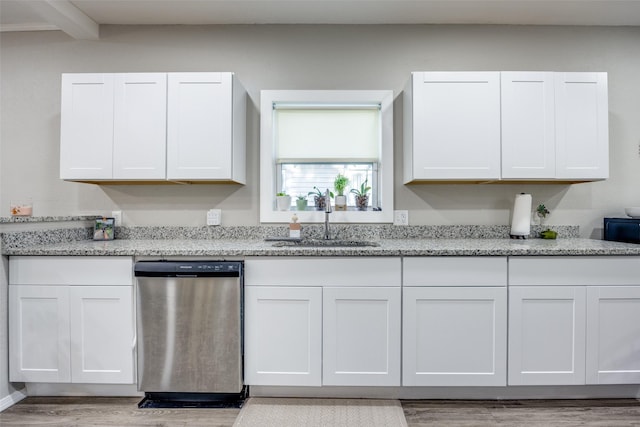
[406, 71, 501, 181]
[167, 72, 233, 180]
[508, 286, 587, 385]
[9, 285, 71, 383]
[403, 286, 507, 386]
[586, 286, 640, 384]
[555, 72, 609, 180]
[501, 72, 556, 179]
[60, 73, 114, 180]
[113, 73, 167, 180]
[69, 286, 135, 384]
[322, 287, 401, 386]
[244, 286, 322, 386]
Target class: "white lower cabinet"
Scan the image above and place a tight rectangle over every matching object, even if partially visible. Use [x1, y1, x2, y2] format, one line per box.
[244, 286, 322, 386]
[508, 286, 587, 385]
[323, 287, 401, 386]
[402, 257, 507, 386]
[508, 256, 640, 386]
[9, 285, 71, 382]
[244, 257, 401, 387]
[9, 256, 135, 384]
[586, 286, 640, 384]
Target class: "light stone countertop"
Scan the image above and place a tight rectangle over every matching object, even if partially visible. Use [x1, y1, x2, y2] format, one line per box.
[4, 237, 640, 257]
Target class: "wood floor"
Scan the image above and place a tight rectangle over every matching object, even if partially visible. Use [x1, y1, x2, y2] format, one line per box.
[1, 397, 639, 426]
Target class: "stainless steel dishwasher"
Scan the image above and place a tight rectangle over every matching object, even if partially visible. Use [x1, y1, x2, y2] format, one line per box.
[134, 260, 245, 408]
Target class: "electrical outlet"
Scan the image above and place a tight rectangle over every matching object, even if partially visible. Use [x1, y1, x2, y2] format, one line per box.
[207, 209, 222, 226]
[393, 210, 409, 226]
[111, 210, 122, 226]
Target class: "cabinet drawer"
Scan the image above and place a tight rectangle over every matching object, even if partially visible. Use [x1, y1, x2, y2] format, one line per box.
[9, 256, 133, 286]
[403, 257, 507, 286]
[509, 257, 640, 286]
[245, 257, 400, 286]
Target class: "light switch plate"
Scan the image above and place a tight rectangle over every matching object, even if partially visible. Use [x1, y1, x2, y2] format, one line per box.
[393, 210, 409, 226]
[207, 209, 222, 226]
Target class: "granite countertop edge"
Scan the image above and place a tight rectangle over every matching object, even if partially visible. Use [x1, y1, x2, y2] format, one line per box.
[4, 238, 640, 257]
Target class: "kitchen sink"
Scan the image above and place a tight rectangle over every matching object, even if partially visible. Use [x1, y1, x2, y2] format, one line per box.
[271, 239, 380, 247]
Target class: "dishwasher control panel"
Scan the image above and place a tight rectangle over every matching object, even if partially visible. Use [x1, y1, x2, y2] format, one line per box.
[135, 261, 243, 277]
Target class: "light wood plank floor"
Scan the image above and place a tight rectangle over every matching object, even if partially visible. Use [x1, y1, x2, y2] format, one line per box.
[1, 397, 639, 426]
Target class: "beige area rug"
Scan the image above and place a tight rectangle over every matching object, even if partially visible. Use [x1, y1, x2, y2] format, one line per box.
[233, 397, 408, 427]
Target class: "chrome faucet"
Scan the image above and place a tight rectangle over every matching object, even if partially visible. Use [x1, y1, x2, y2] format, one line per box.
[324, 188, 332, 240]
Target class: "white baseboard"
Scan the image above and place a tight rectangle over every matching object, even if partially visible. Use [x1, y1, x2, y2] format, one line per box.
[0, 388, 27, 412]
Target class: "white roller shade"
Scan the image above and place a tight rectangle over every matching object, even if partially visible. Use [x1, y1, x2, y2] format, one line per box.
[275, 108, 380, 160]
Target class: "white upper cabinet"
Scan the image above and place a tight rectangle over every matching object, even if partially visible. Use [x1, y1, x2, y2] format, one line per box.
[555, 72, 609, 180]
[113, 73, 167, 180]
[60, 72, 245, 183]
[167, 72, 245, 182]
[60, 73, 114, 180]
[404, 71, 609, 182]
[501, 72, 556, 179]
[404, 72, 501, 182]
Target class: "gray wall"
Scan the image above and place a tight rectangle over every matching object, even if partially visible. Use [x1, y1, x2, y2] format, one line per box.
[1, 25, 640, 234]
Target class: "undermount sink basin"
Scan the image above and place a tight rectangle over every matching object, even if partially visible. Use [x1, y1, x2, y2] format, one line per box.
[272, 239, 380, 248]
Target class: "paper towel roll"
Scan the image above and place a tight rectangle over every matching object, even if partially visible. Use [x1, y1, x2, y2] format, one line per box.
[510, 193, 532, 238]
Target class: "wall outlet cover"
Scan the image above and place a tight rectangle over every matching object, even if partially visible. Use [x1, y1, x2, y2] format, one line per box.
[394, 210, 409, 226]
[111, 210, 122, 226]
[207, 209, 222, 226]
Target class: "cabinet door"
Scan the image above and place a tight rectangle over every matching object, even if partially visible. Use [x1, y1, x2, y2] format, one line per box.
[69, 286, 134, 384]
[113, 73, 167, 180]
[167, 72, 233, 180]
[586, 286, 640, 384]
[244, 286, 322, 386]
[501, 72, 556, 179]
[323, 287, 401, 386]
[60, 73, 114, 180]
[410, 71, 501, 180]
[508, 286, 586, 385]
[555, 72, 609, 180]
[9, 285, 71, 383]
[403, 287, 506, 386]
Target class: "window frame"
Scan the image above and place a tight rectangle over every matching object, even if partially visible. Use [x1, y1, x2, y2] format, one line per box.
[260, 90, 394, 223]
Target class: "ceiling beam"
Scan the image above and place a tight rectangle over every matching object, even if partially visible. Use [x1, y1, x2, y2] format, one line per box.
[28, 0, 99, 40]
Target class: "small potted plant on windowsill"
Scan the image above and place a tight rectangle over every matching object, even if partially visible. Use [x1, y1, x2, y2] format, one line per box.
[295, 195, 308, 211]
[333, 174, 349, 211]
[350, 179, 371, 211]
[276, 192, 291, 211]
[308, 186, 333, 210]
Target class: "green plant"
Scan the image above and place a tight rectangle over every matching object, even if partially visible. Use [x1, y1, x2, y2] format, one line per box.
[536, 204, 550, 218]
[350, 179, 371, 197]
[276, 192, 288, 197]
[296, 194, 307, 201]
[308, 186, 333, 199]
[333, 174, 349, 196]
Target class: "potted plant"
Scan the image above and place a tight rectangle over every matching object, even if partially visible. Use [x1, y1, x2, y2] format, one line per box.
[333, 174, 349, 211]
[535, 203, 557, 239]
[308, 186, 333, 210]
[535, 203, 550, 226]
[350, 179, 371, 211]
[295, 195, 308, 211]
[276, 192, 291, 211]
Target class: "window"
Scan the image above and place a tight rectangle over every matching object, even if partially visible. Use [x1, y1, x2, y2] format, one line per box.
[260, 90, 394, 223]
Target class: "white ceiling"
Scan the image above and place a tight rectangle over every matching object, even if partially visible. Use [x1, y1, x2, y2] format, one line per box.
[1, 0, 640, 40]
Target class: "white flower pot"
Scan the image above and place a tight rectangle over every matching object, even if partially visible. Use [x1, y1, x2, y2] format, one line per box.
[276, 195, 291, 211]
